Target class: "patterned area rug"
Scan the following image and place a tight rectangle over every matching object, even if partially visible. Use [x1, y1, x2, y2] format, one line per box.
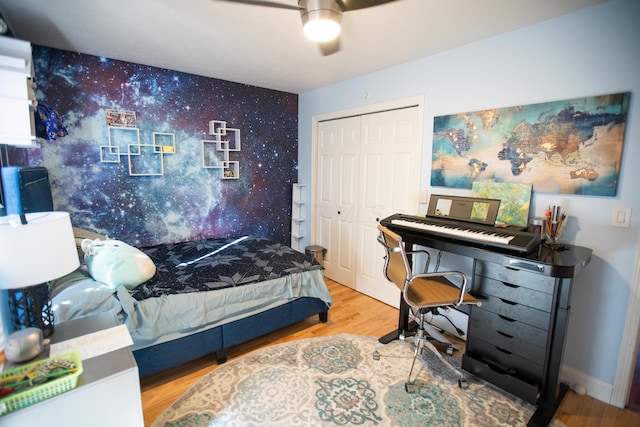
[152, 334, 566, 427]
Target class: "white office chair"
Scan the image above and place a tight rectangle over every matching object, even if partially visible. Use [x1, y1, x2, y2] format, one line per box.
[377, 224, 480, 392]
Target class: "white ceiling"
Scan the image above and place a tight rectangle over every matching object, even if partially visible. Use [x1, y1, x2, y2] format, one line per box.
[0, 0, 608, 94]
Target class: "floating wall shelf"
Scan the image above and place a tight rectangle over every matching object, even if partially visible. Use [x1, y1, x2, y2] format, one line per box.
[99, 109, 175, 176]
[202, 120, 241, 179]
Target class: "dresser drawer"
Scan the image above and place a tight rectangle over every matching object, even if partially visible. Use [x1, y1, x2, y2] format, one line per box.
[466, 336, 544, 383]
[474, 260, 555, 295]
[462, 353, 539, 405]
[473, 275, 554, 312]
[469, 309, 547, 363]
[477, 294, 551, 330]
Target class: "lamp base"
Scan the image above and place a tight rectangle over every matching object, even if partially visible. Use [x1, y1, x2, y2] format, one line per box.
[7, 283, 54, 338]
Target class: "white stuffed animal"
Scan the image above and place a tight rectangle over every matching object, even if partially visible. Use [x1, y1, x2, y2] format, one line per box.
[81, 238, 156, 290]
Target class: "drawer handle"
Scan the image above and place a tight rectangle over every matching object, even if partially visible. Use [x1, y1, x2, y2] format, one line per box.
[486, 363, 516, 376]
[500, 298, 518, 306]
[495, 346, 513, 355]
[501, 282, 519, 289]
[498, 315, 516, 322]
[481, 357, 517, 375]
[497, 330, 514, 339]
[507, 259, 545, 273]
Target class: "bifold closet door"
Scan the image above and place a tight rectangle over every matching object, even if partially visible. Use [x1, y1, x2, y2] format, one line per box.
[354, 108, 422, 307]
[316, 116, 361, 288]
[316, 106, 422, 305]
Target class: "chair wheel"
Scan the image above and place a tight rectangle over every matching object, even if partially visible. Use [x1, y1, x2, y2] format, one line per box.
[405, 382, 417, 393]
[458, 378, 468, 389]
[373, 351, 380, 361]
[446, 345, 455, 356]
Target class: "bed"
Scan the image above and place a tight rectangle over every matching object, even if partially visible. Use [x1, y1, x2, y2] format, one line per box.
[2, 166, 332, 378]
[50, 234, 332, 377]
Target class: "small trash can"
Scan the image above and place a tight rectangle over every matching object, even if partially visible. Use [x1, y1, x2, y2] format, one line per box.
[305, 245, 326, 267]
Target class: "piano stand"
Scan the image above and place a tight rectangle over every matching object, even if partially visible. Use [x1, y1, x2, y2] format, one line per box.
[527, 382, 570, 427]
[379, 298, 413, 344]
[379, 329, 401, 344]
[378, 216, 592, 427]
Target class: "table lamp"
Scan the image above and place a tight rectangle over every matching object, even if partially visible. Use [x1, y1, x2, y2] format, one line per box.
[0, 211, 79, 338]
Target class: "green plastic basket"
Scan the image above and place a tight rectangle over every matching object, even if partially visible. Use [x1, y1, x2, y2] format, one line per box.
[0, 351, 82, 416]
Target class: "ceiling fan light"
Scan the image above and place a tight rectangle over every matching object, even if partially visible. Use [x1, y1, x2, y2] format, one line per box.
[302, 9, 341, 42]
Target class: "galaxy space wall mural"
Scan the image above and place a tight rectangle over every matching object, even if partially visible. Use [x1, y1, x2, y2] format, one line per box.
[10, 46, 299, 247]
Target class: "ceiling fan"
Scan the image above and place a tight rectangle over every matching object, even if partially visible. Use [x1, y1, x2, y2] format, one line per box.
[217, 0, 399, 55]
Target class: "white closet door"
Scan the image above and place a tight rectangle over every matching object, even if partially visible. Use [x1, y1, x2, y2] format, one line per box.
[355, 107, 423, 307]
[315, 106, 422, 304]
[316, 116, 361, 288]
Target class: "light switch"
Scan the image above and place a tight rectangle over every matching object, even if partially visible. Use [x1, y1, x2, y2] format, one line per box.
[612, 206, 632, 228]
[419, 189, 429, 204]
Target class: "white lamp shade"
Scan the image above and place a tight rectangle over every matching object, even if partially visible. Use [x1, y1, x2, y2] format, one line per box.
[0, 211, 79, 289]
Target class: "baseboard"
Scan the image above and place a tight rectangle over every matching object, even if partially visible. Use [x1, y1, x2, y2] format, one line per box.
[561, 364, 618, 407]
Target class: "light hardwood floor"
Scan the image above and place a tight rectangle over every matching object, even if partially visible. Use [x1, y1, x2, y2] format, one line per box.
[140, 279, 640, 426]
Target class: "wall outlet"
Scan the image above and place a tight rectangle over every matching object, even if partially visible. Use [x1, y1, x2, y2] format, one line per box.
[612, 206, 632, 228]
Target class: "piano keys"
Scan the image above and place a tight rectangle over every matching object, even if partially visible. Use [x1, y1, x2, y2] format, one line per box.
[380, 213, 541, 254]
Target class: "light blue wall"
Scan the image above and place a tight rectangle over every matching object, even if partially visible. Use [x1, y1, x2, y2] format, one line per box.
[299, 0, 640, 388]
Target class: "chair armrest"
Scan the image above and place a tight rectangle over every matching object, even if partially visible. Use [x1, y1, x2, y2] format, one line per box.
[405, 249, 429, 255]
[405, 249, 431, 273]
[411, 270, 466, 282]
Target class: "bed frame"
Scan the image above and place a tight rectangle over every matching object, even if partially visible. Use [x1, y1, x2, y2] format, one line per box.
[134, 297, 328, 377]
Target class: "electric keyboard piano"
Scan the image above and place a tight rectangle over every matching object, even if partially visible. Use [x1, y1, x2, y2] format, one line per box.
[380, 213, 541, 254]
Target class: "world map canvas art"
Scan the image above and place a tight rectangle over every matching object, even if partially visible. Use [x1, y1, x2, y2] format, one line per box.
[431, 92, 630, 196]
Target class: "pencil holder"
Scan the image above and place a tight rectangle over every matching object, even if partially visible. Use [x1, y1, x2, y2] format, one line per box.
[544, 217, 567, 250]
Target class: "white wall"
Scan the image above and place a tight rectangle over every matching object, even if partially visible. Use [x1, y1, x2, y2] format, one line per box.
[299, 0, 640, 403]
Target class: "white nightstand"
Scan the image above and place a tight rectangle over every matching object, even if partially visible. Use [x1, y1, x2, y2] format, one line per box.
[0, 311, 143, 426]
